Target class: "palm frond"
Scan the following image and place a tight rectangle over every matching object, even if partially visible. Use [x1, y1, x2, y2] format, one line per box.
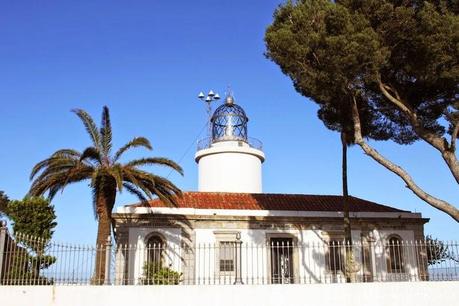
[90, 171, 117, 220]
[152, 175, 183, 195]
[91, 188, 98, 220]
[123, 182, 148, 204]
[126, 157, 184, 175]
[32, 159, 87, 185]
[100, 106, 112, 158]
[61, 163, 94, 194]
[47, 185, 61, 201]
[30, 149, 82, 180]
[126, 168, 182, 206]
[29, 165, 93, 199]
[80, 147, 102, 164]
[72, 109, 101, 149]
[149, 184, 178, 207]
[109, 164, 124, 193]
[124, 167, 156, 182]
[90, 168, 103, 189]
[30, 158, 58, 180]
[114, 137, 152, 161]
[122, 168, 155, 199]
[122, 167, 151, 194]
[51, 149, 81, 158]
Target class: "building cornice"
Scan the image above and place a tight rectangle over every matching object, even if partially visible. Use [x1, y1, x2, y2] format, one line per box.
[114, 206, 424, 220]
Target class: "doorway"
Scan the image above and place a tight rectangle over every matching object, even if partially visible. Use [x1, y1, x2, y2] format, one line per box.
[270, 237, 294, 284]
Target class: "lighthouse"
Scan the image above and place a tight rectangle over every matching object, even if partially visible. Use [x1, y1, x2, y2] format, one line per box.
[195, 94, 265, 193]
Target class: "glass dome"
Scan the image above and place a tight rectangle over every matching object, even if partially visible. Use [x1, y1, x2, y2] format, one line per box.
[211, 96, 248, 142]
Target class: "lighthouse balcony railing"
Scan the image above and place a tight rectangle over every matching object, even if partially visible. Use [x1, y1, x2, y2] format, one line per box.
[197, 137, 263, 151]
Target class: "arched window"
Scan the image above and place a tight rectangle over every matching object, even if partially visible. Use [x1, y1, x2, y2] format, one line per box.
[146, 234, 164, 268]
[386, 236, 404, 273]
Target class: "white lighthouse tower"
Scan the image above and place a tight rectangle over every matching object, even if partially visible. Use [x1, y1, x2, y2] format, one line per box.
[195, 94, 265, 193]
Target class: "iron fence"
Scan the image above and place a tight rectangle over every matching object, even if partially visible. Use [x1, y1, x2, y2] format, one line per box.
[1, 227, 458, 286]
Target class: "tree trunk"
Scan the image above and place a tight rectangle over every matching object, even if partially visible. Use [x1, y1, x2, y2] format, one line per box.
[93, 191, 115, 285]
[378, 80, 459, 185]
[342, 132, 352, 245]
[341, 131, 354, 283]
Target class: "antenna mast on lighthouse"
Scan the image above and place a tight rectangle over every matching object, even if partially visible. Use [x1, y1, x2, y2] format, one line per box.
[197, 90, 220, 137]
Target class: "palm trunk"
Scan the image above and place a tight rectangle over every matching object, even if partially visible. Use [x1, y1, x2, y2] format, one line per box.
[93, 191, 115, 285]
[341, 131, 353, 282]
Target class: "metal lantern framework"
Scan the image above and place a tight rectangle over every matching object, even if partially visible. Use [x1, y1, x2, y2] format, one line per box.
[195, 90, 265, 194]
[211, 96, 248, 143]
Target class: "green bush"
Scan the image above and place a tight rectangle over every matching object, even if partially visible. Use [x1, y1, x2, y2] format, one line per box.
[141, 262, 182, 285]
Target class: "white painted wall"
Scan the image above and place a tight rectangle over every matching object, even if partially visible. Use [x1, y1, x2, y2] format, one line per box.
[126, 226, 418, 285]
[193, 228, 368, 284]
[195, 141, 264, 193]
[372, 229, 418, 280]
[2, 282, 458, 306]
[120, 227, 182, 284]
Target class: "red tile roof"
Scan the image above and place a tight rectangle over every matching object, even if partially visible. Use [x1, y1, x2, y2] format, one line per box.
[128, 192, 407, 213]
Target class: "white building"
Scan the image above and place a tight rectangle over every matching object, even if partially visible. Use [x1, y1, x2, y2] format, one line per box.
[113, 94, 428, 285]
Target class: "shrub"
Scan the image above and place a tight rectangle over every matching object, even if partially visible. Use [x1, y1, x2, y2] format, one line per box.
[141, 262, 182, 285]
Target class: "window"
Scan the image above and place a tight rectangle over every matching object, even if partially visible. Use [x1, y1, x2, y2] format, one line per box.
[146, 234, 164, 267]
[219, 241, 236, 273]
[386, 236, 404, 273]
[326, 240, 344, 274]
[143, 234, 166, 285]
[214, 232, 239, 276]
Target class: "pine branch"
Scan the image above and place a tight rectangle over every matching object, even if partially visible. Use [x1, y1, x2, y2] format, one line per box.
[351, 96, 459, 222]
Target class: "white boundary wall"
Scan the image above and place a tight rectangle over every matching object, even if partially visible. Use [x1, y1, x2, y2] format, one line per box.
[1, 282, 458, 306]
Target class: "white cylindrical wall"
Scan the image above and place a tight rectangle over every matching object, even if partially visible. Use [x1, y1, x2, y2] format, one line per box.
[195, 142, 264, 193]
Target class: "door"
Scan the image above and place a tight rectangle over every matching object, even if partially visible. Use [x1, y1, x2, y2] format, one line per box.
[270, 238, 294, 284]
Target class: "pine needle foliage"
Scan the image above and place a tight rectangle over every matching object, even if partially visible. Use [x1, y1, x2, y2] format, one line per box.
[265, 0, 459, 221]
[0, 190, 9, 219]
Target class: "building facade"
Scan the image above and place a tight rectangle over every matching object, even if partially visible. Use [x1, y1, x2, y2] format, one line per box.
[113, 94, 428, 285]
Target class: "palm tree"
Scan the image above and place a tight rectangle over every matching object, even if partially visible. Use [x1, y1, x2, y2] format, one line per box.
[29, 106, 183, 283]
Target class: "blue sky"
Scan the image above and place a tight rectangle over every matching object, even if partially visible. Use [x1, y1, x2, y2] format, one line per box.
[0, 0, 457, 243]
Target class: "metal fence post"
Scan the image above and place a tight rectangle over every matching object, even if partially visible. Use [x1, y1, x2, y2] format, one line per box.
[0, 220, 7, 282]
[104, 236, 112, 285]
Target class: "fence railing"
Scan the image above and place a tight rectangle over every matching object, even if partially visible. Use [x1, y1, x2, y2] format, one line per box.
[197, 137, 263, 151]
[1, 227, 458, 286]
